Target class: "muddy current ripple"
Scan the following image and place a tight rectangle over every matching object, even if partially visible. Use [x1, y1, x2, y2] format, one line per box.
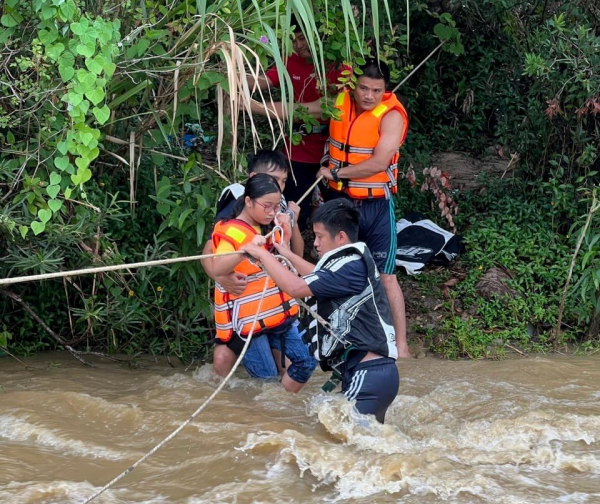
[1, 353, 599, 503]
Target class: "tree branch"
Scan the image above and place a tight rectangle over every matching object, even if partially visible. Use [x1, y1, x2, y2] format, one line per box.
[0, 289, 93, 367]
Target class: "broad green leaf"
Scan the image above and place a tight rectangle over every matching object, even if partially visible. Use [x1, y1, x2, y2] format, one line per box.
[136, 38, 150, 57]
[38, 28, 58, 45]
[70, 20, 87, 35]
[59, 0, 77, 21]
[75, 70, 96, 91]
[85, 86, 105, 106]
[157, 202, 170, 216]
[31, 221, 45, 235]
[59, 64, 75, 82]
[54, 156, 70, 170]
[49, 172, 62, 185]
[76, 41, 95, 57]
[48, 199, 63, 213]
[79, 168, 92, 183]
[67, 91, 83, 107]
[45, 42, 65, 60]
[79, 131, 94, 146]
[103, 61, 116, 78]
[75, 144, 99, 160]
[59, 49, 75, 66]
[75, 156, 90, 170]
[92, 104, 110, 124]
[46, 185, 60, 199]
[38, 208, 52, 224]
[196, 219, 205, 246]
[77, 99, 90, 115]
[97, 23, 114, 44]
[57, 141, 68, 155]
[434, 23, 453, 41]
[78, 27, 98, 46]
[64, 187, 72, 199]
[1, 12, 23, 27]
[76, 143, 92, 158]
[19, 225, 28, 239]
[40, 5, 56, 20]
[85, 56, 103, 75]
[178, 208, 194, 229]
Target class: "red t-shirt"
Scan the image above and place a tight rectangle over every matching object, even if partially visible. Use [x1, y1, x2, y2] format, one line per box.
[266, 54, 342, 164]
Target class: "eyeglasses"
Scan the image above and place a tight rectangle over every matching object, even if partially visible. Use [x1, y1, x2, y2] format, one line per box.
[253, 200, 282, 213]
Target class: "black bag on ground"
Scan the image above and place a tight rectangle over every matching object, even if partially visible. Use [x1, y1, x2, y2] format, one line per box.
[395, 212, 463, 275]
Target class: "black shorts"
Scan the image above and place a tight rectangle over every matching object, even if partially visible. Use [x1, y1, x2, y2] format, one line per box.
[341, 357, 399, 424]
[213, 332, 251, 356]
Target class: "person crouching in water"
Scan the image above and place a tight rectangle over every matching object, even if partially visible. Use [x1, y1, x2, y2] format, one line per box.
[210, 173, 316, 392]
[242, 198, 399, 423]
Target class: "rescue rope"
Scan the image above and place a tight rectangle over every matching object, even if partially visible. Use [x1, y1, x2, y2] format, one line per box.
[0, 178, 324, 287]
[81, 253, 334, 503]
[1, 178, 326, 503]
[274, 255, 347, 348]
[0, 251, 243, 287]
[81, 277, 270, 504]
[298, 175, 323, 205]
[392, 41, 446, 93]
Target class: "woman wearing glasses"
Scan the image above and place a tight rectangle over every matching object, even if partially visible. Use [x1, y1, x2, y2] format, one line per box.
[210, 173, 316, 391]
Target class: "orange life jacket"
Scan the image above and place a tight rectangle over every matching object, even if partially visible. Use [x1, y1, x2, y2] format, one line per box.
[211, 219, 298, 342]
[327, 90, 409, 199]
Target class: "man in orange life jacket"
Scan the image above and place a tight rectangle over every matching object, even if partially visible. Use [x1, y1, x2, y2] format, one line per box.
[249, 59, 411, 358]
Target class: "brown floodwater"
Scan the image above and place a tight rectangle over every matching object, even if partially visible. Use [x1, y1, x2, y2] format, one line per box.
[1, 352, 599, 503]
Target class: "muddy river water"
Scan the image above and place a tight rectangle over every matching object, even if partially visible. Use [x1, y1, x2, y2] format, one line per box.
[1, 353, 599, 503]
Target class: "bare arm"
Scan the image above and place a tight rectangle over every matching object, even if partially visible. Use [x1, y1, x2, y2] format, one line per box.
[200, 240, 216, 280]
[246, 74, 273, 93]
[287, 201, 304, 257]
[249, 98, 324, 120]
[200, 239, 248, 295]
[318, 110, 405, 180]
[290, 223, 304, 257]
[273, 242, 315, 276]
[243, 244, 314, 298]
[210, 248, 244, 277]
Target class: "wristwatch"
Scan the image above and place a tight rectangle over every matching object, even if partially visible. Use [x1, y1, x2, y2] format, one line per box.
[331, 168, 341, 182]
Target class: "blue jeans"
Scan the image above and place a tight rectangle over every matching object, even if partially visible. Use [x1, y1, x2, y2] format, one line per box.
[242, 335, 278, 379]
[243, 322, 317, 383]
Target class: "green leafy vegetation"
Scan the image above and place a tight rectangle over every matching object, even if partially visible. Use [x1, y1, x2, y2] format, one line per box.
[1, 0, 599, 360]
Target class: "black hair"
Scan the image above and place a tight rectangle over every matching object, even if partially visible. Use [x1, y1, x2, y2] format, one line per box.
[231, 173, 281, 218]
[358, 58, 390, 87]
[311, 198, 359, 242]
[290, 14, 303, 34]
[247, 150, 289, 175]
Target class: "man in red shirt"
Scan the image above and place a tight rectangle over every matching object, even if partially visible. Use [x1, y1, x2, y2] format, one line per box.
[249, 18, 342, 231]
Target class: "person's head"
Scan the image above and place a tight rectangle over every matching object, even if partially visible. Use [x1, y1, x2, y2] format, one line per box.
[353, 59, 390, 113]
[311, 199, 359, 256]
[290, 15, 311, 60]
[232, 173, 282, 226]
[247, 150, 290, 192]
